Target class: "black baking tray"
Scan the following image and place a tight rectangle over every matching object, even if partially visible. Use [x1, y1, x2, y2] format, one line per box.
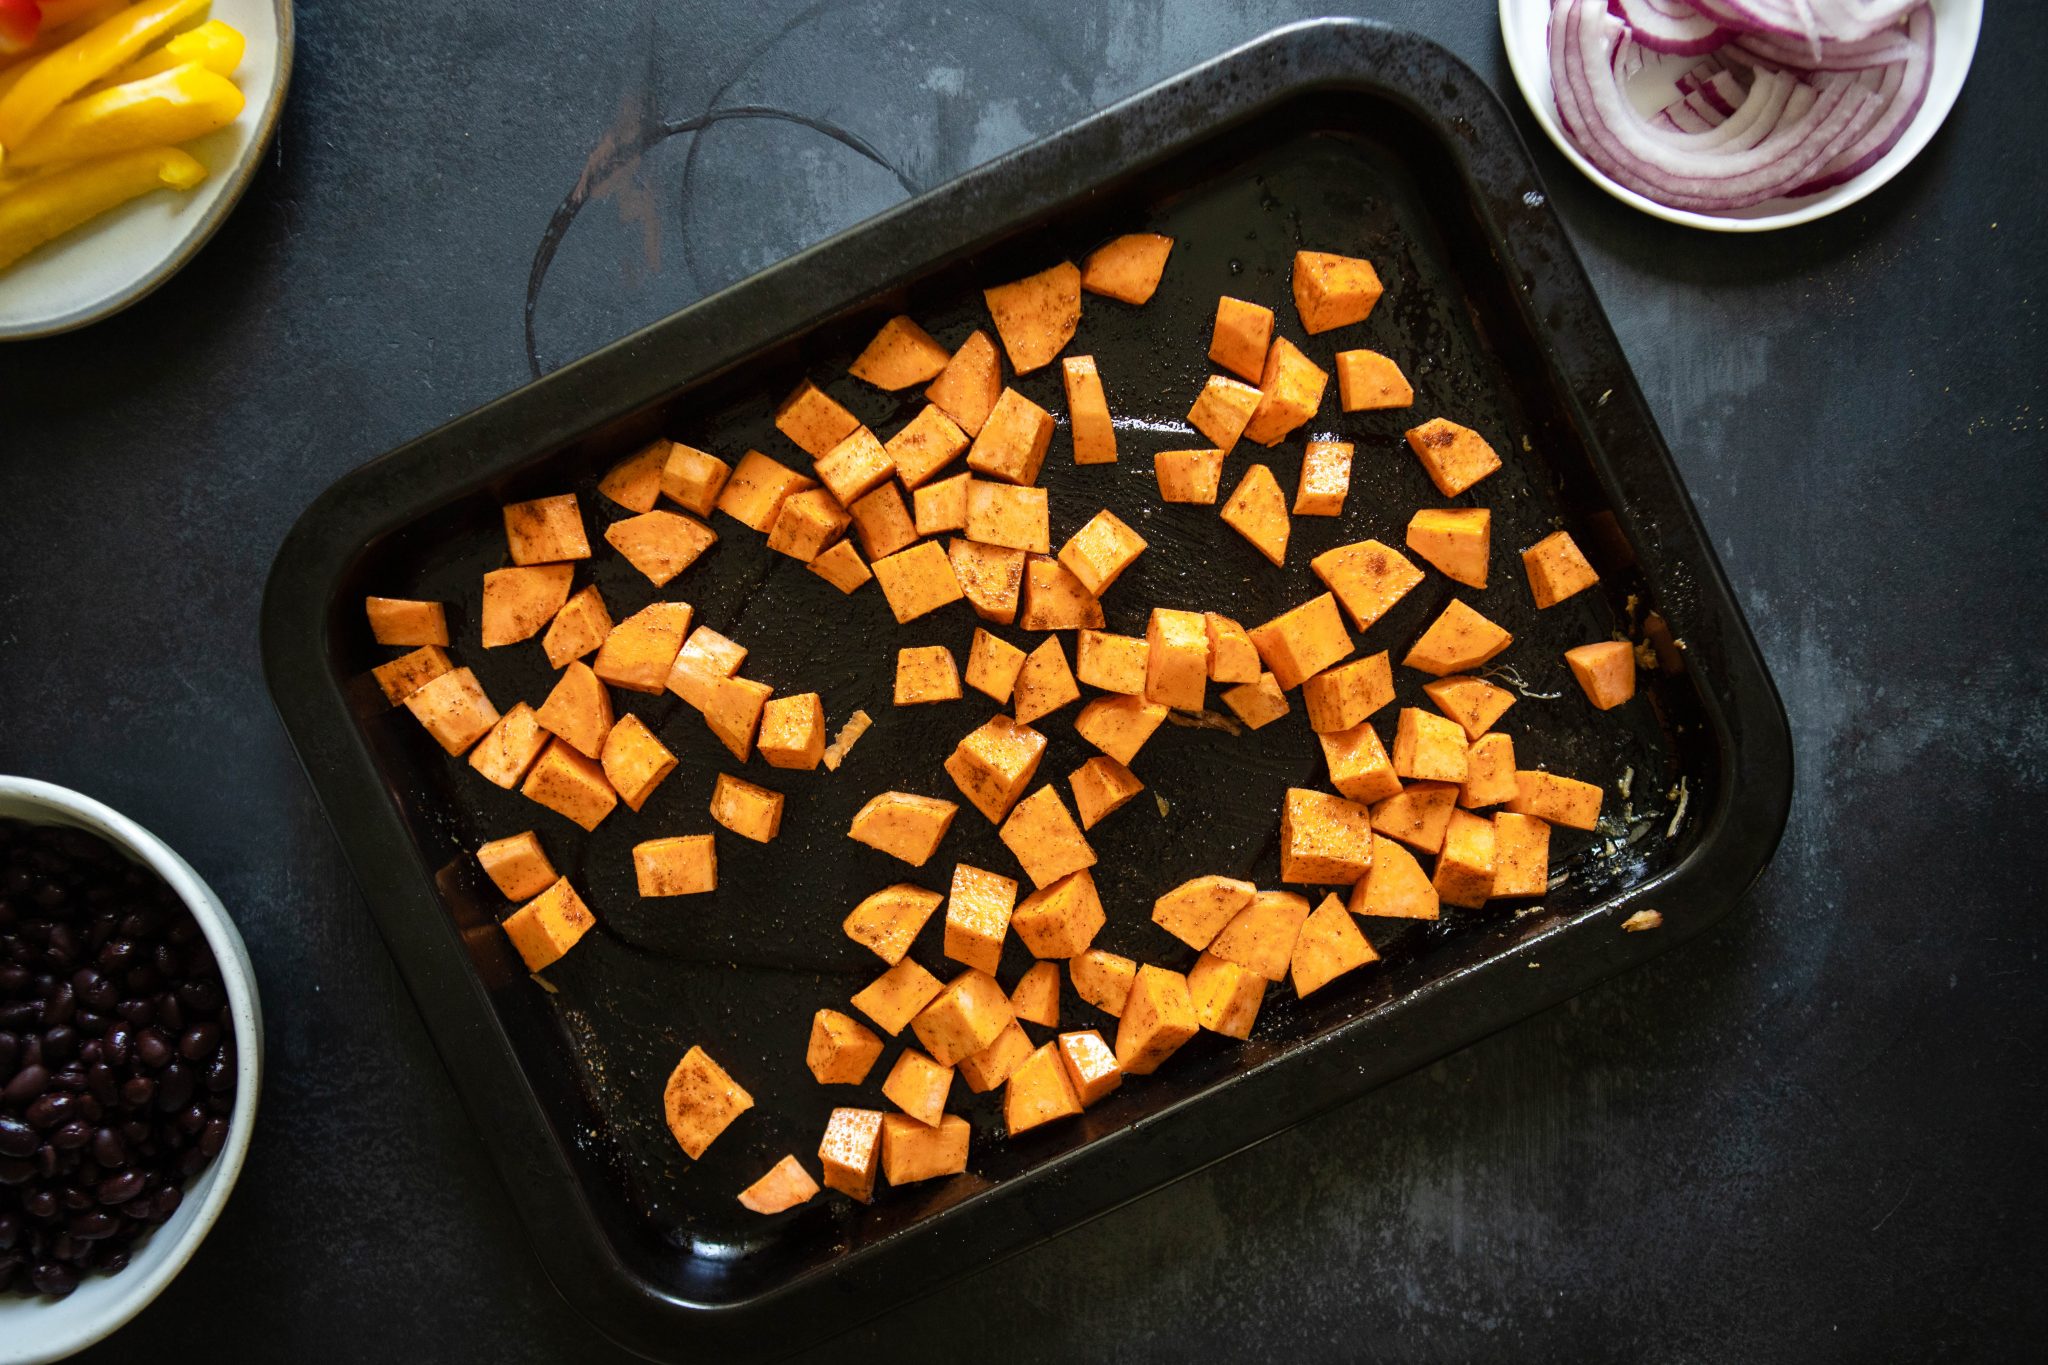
[261, 19, 1791, 1361]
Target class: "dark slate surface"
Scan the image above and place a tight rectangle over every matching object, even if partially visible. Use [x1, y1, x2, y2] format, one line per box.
[1, 1, 2042, 1360]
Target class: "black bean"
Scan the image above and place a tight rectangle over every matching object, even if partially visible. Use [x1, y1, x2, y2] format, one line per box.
[0, 1211, 16, 1249]
[95, 1171, 144, 1206]
[24, 1093, 76, 1129]
[0, 1030, 15, 1076]
[156, 1062, 193, 1112]
[30, 1260, 76, 1296]
[40, 1024, 77, 1063]
[68, 1211, 118, 1240]
[119, 1075, 153, 1108]
[0, 1118, 35, 1158]
[22, 1187, 55, 1220]
[177, 1023, 218, 1061]
[133, 1028, 170, 1069]
[48, 1122, 92, 1152]
[85, 1064, 116, 1108]
[102, 1023, 131, 1066]
[3, 1064, 50, 1105]
[90, 1128, 126, 1169]
[42, 982, 75, 1027]
[198, 1118, 228, 1158]
[0, 1160, 32, 1186]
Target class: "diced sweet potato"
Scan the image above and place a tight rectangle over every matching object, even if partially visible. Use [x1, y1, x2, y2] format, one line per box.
[1492, 811, 1551, 898]
[764, 487, 850, 562]
[1319, 721, 1403, 804]
[1004, 1041, 1083, 1135]
[366, 596, 448, 648]
[1220, 464, 1291, 567]
[716, 450, 816, 533]
[503, 494, 591, 565]
[477, 830, 555, 901]
[964, 479, 1049, 553]
[873, 541, 965, 624]
[661, 443, 731, 517]
[1406, 418, 1502, 497]
[881, 1048, 955, 1127]
[1144, 608, 1209, 712]
[880, 1112, 970, 1184]
[1293, 250, 1384, 333]
[1070, 949, 1136, 1016]
[895, 645, 963, 706]
[1055, 1030, 1122, 1106]
[965, 629, 1028, 704]
[850, 316, 951, 390]
[1248, 593, 1354, 691]
[983, 261, 1080, 375]
[814, 426, 894, 507]
[1392, 707, 1470, 783]
[1293, 440, 1353, 517]
[853, 486, 921, 575]
[808, 539, 873, 594]
[405, 666, 501, 756]
[1460, 732, 1518, 808]
[606, 510, 718, 588]
[1291, 893, 1379, 997]
[1406, 508, 1490, 589]
[913, 969, 1015, 1066]
[1209, 296, 1274, 382]
[1243, 337, 1328, 447]
[847, 791, 956, 869]
[1335, 349, 1413, 411]
[598, 440, 669, 513]
[949, 538, 1026, 624]
[913, 470, 970, 535]
[841, 884, 943, 965]
[1057, 509, 1146, 597]
[924, 330, 1003, 436]
[1062, 356, 1117, 465]
[943, 714, 1047, 823]
[1302, 652, 1394, 733]
[999, 786, 1097, 890]
[1187, 951, 1266, 1038]
[1069, 756, 1143, 830]
[711, 771, 783, 843]
[1565, 640, 1636, 710]
[1432, 809, 1496, 909]
[887, 405, 971, 491]
[632, 834, 716, 897]
[703, 675, 773, 762]
[818, 1107, 885, 1202]
[541, 584, 611, 669]
[1221, 673, 1290, 730]
[372, 645, 451, 705]
[1504, 771, 1602, 831]
[738, 1154, 820, 1214]
[944, 863, 1018, 975]
[758, 692, 826, 770]
[773, 379, 861, 459]
[1073, 694, 1168, 765]
[958, 1018, 1036, 1092]
[1017, 554, 1103, 630]
[600, 713, 678, 811]
[1424, 675, 1516, 741]
[1114, 964, 1198, 1075]
[501, 876, 594, 973]
[851, 959, 946, 1037]
[809, 1008, 887, 1084]
[1011, 869, 1106, 959]
[482, 564, 574, 648]
[1155, 447, 1227, 504]
[1075, 630, 1148, 695]
[1403, 600, 1513, 676]
[592, 601, 692, 694]
[1311, 539, 1424, 632]
[1185, 376, 1261, 453]
[1014, 636, 1080, 726]
[1280, 787, 1375, 884]
[520, 739, 618, 831]
[1349, 838, 1440, 919]
[1210, 890, 1310, 983]
[1152, 873, 1256, 951]
[665, 626, 747, 712]
[1010, 960, 1061, 1027]
[470, 702, 550, 789]
[1369, 781, 1459, 854]
[1079, 232, 1173, 304]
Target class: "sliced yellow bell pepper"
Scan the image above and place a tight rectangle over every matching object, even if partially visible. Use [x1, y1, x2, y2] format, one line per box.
[0, 142, 203, 269]
[9, 60, 240, 169]
[94, 18, 243, 89]
[0, 0, 208, 153]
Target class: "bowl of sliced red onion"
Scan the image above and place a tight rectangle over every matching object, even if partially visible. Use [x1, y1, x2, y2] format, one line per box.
[1500, 0, 1981, 230]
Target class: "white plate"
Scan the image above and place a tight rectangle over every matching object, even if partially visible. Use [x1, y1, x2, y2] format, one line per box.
[0, 0, 293, 339]
[1498, 0, 1980, 232]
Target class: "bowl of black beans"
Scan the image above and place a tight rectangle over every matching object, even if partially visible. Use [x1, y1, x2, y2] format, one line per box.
[0, 777, 261, 1364]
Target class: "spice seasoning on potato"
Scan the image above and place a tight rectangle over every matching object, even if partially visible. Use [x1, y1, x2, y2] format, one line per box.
[711, 771, 784, 844]
[1068, 756, 1144, 830]
[598, 440, 670, 513]
[1075, 630, 1148, 696]
[666, 626, 748, 712]
[1334, 349, 1413, 411]
[842, 884, 944, 965]
[1405, 418, 1502, 498]
[1079, 232, 1173, 304]
[1220, 463, 1291, 566]
[1187, 951, 1266, 1038]
[773, 378, 861, 459]
[662, 1047, 752, 1159]
[1114, 964, 1198, 1074]
[817, 1107, 886, 1202]
[482, 564, 574, 648]
[592, 601, 692, 694]
[943, 713, 1048, 824]
[1010, 960, 1061, 1028]
[1242, 337, 1328, 447]
[702, 674, 773, 763]
[1152, 875, 1256, 952]
[1491, 812, 1552, 899]
[1291, 894, 1378, 998]
[964, 478, 1050, 553]
[1279, 787, 1376, 885]
[1407, 508, 1491, 589]
[1432, 809, 1498, 909]
[957, 1019, 1035, 1092]
[1293, 250, 1384, 333]
[503, 494, 591, 565]
[965, 628, 1029, 704]
[1061, 356, 1117, 465]
[1210, 890, 1311, 983]
[1424, 675, 1516, 741]
[881, 1113, 970, 1185]
[1565, 641, 1636, 710]
[1221, 672, 1290, 730]
[1209, 295, 1274, 382]
[501, 876, 596, 974]
[520, 739, 619, 831]
[945, 863, 1019, 976]
[366, 596, 448, 647]
[406, 666, 501, 756]
[1392, 707, 1471, 784]
[1369, 781, 1459, 855]
[1004, 1041, 1084, 1136]
[1311, 539, 1425, 632]
[847, 482, 920, 563]
[1056, 1030, 1122, 1107]
[814, 426, 894, 507]
[1301, 651, 1395, 733]
[1155, 446, 1227, 504]
[887, 405, 972, 490]
[1073, 694, 1169, 767]
[967, 388, 1057, 487]
[1058, 509, 1147, 597]
[924, 330, 1003, 436]
[808, 1009, 886, 1084]
[880, 1049, 955, 1128]
[632, 834, 717, 898]
[738, 1155, 820, 1214]
[1504, 771, 1603, 831]
[1402, 599, 1513, 676]
[999, 786, 1097, 890]
[1293, 440, 1354, 517]
[1070, 948, 1137, 1016]
[912, 969, 1016, 1067]
[914, 470, 971, 535]
[1011, 869, 1106, 959]
[661, 443, 731, 517]
[850, 316, 952, 390]
[1144, 608, 1210, 712]
[1248, 592, 1355, 691]
[470, 702, 551, 790]
[1459, 732, 1518, 809]
[601, 713, 678, 811]
[849, 791, 959, 866]
[1318, 721, 1403, 805]
[476, 830, 556, 902]
[983, 260, 1080, 375]
[895, 645, 963, 706]
[1349, 838, 1440, 920]
[851, 959, 946, 1037]
[949, 538, 1027, 624]
[764, 487, 851, 563]
[605, 509, 718, 588]
[873, 540, 966, 623]
[542, 584, 612, 668]
[1017, 554, 1104, 630]
[716, 449, 816, 533]
[1201, 612, 1261, 685]
[372, 645, 452, 706]
[1185, 376, 1262, 453]
[758, 692, 827, 770]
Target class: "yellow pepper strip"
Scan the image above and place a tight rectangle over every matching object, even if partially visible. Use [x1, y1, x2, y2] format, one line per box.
[9, 61, 240, 170]
[0, 143, 203, 269]
[0, 0, 208, 154]
[92, 18, 243, 89]
[0, 2, 130, 73]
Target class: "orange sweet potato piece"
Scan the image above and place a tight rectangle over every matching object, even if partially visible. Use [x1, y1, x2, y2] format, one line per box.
[1004, 1040, 1083, 1135]
[1406, 418, 1502, 497]
[1075, 630, 1148, 695]
[1392, 707, 1471, 784]
[849, 791, 958, 866]
[1293, 250, 1384, 334]
[817, 1107, 885, 1201]
[848, 483, 918, 562]
[842, 884, 944, 966]
[809, 1008, 887, 1084]
[1221, 673, 1290, 730]
[1565, 641, 1636, 710]
[957, 1018, 1035, 1092]
[1318, 721, 1403, 805]
[600, 712, 678, 811]
[1144, 608, 1209, 712]
[1460, 732, 1518, 809]
[943, 713, 1047, 823]
[371, 645, 451, 706]
[914, 471, 970, 536]
[764, 487, 851, 563]
[1335, 349, 1413, 410]
[814, 425, 894, 507]
[1114, 964, 1198, 1074]
[1349, 837, 1440, 920]
[1070, 948, 1136, 1016]
[665, 626, 747, 712]
[482, 564, 574, 648]
[1302, 651, 1395, 733]
[738, 1155, 820, 1213]
[476, 830, 555, 901]
[592, 601, 692, 694]
[1311, 539, 1424, 632]
[1293, 440, 1353, 517]
[1055, 1029, 1122, 1106]
[850, 315, 951, 390]
[605, 510, 718, 588]
[1187, 951, 1266, 1038]
[881, 1048, 955, 1127]
[1406, 508, 1490, 589]
[1403, 600, 1513, 676]
[1080, 232, 1173, 304]
[887, 405, 971, 490]
[1062, 355, 1117, 465]
[1492, 811, 1551, 898]
[534, 661, 612, 759]
[949, 538, 1026, 624]
[965, 628, 1028, 704]
[1185, 376, 1261, 453]
[773, 379, 861, 459]
[663, 1047, 751, 1159]
[924, 330, 1003, 436]
[1013, 636, 1080, 726]
[1291, 893, 1379, 997]
[944, 863, 1018, 975]
[912, 969, 1015, 1067]
[880, 1112, 970, 1184]
[632, 834, 716, 897]
[998, 786, 1096, 889]
[964, 479, 1049, 554]
[1209, 296, 1274, 382]
[1068, 755, 1143, 830]
[1017, 554, 1103, 630]
[469, 702, 550, 790]
[541, 584, 611, 668]
[1369, 781, 1459, 855]
[1504, 771, 1602, 831]
[808, 539, 872, 594]
[1011, 869, 1105, 959]
[872, 541, 965, 624]
[851, 959, 945, 1037]
[598, 440, 669, 513]
[1219, 463, 1291, 567]
[1152, 873, 1256, 951]
[520, 739, 618, 831]
[660, 442, 731, 517]
[1154, 446, 1226, 504]
[710, 771, 783, 843]
[366, 596, 447, 648]
[984, 261, 1080, 375]
[758, 692, 826, 770]
[1009, 960, 1061, 1027]
[1073, 694, 1168, 766]
[966, 388, 1055, 487]
[405, 667, 501, 756]
[503, 494, 591, 565]
[1243, 337, 1328, 447]
[1248, 593, 1354, 690]
[715, 450, 815, 533]
[1280, 787, 1375, 884]
[895, 645, 963, 706]
[1057, 509, 1146, 597]
[1202, 613, 1261, 685]
[502, 876, 594, 973]
[1432, 809, 1497, 909]
[1210, 890, 1311, 983]
[1424, 675, 1516, 741]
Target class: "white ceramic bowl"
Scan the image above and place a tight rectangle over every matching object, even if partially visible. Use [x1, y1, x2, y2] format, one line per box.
[1498, 0, 1982, 231]
[0, 777, 262, 1365]
[0, 0, 295, 339]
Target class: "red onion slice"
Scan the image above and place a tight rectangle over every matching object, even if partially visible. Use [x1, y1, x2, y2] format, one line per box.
[1612, 0, 1729, 55]
[1787, 4, 1933, 192]
[1734, 20, 1916, 69]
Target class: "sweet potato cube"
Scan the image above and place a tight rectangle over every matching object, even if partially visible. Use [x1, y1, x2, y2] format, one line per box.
[887, 405, 971, 491]
[406, 666, 501, 756]
[1407, 508, 1490, 589]
[503, 494, 590, 565]
[808, 539, 872, 594]
[944, 863, 1018, 975]
[758, 692, 826, 770]
[1004, 1041, 1083, 1135]
[1406, 418, 1502, 497]
[660, 443, 731, 517]
[482, 564, 575, 648]
[1248, 593, 1354, 691]
[1017, 554, 1103, 630]
[711, 771, 783, 843]
[809, 1009, 886, 1084]
[1425, 675, 1516, 741]
[913, 970, 1015, 1066]
[1221, 673, 1290, 730]
[1319, 722, 1403, 805]
[1210, 890, 1311, 983]
[1280, 787, 1375, 884]
[366, 597, 448, 648]
[1014, 637, 1080, 725]
[1115, 965, 1198, 1075]
[850, 315, 951, 390]
[738, 1155, 820, 1214]
[716, 450, 815, 533]
[1075, 630, 1147, 695]
[1079, 232, 1173, 304]
[1566, 641, 1637, 710]
[943, 714, 1047, 823]
[850, 791, 959, 865]
[1057, 509, 1146, 597]
[1055, 1030, 1122, 1106]
[1071, 949, 1137, 1016]
[965, 479, 1049, 553]
[1185, 376, 1261, 453]
[477, 831, 555, 901]
[1187, 951, 1266, 1038]
[958, 1019, 1035, 1092]
[1335, 348, 1414, 410]
[1143, 608, 1209, 712]
[372, 646, 451, 706]
[881, 1113, 970, 1185]
[1432, 809, 1497, 909]
[814, 426, 894, 507]
[598, 440, 669, 513]
[1293, 250, 1384, 334]
[1493, 811, 1552, 899]
[1073, 694, 1168, 766]
[852, 959, 945, 1037]
[965, 628, 1028, 704]
[1012, 869, 1106, 959]
[1392, 707, 1470, 784]
[606, 510, 718, 588]
[592, 601, 692, 694]
[520, 740, 618, 831]
[1243, 337, 1328, 447]
[1010, 960, 1060, 1027]
[541, 584, 611, 668]
[1302, 652, 1395, 733]
[1505, 771, 1602, 831]
[1152, 874, 1256, 952]
[773, 378, 861, 459]
[966, 388, 1056, 487]
[1292, 894, 1379, 997]
[703, 675, 772, 762]
[601, 713, 678, 810]
[914, 470, 970, 535]
[895, 645, 963, 706]
[1219, 464, 1291, 567]
[1149, 449, 1227, 512]
[924, 330, 1003, 436]
[765, 487, 851, 562]
[834, 484, 905, 570]
[842, 884, 944, 965]
[872, 541, 964, 623]
[632, 834, 716, 897]
[1403, 600, 1513, 676]
[1349, 838, 1440, 920]
[948, 539, 1026, 624]
[817, 1107, 885, 1201]
[881, 1049, 955, 1127]
[666, 626, 748, 712]
[1460, 732, 1518, 808]
[984, 261, 1080, 375]
[1311, 539, 1425, 632]
[1069, 756, 1143, 830]
[1293, 440, 1353, 518]
[1062, 356, 1117, 465]
[999, 786, 1097, 890]
[1209, 296, 1274, 382]
[469, 702, 550, 789]
[501, 876, 594, 973]
[1370, 781, 1459, 855]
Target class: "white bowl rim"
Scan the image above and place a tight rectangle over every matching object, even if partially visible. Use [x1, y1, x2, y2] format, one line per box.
[0, 776, 263, 1365]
